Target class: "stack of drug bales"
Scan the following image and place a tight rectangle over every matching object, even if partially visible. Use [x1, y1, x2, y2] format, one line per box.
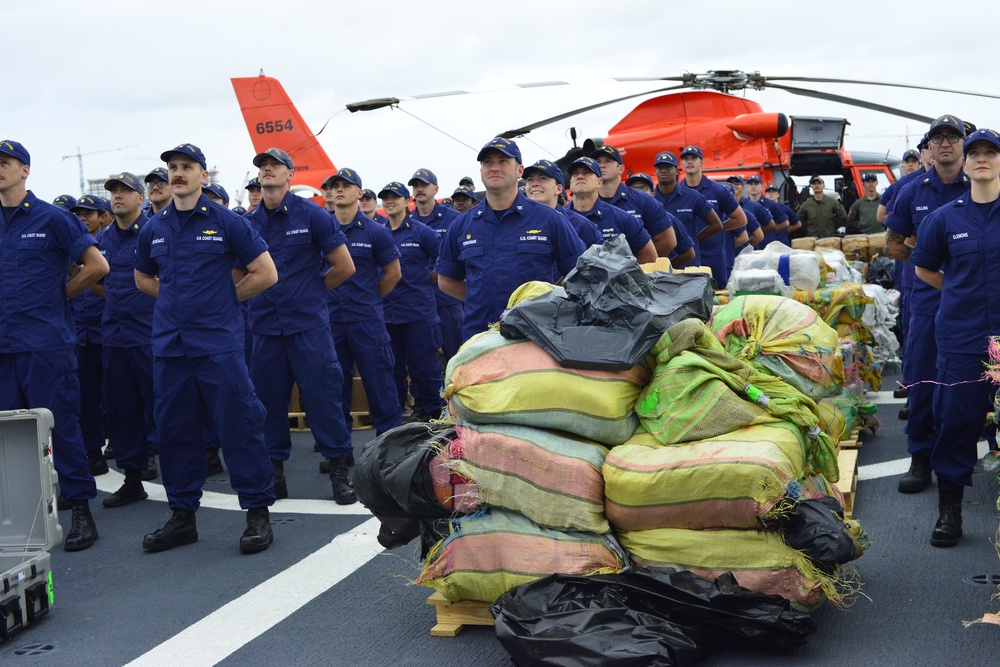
[606, 296, 866, 610]
[415, 323, 639, 603]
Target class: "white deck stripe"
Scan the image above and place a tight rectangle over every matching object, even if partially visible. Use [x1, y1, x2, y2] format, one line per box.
[95, 470, 371, 515]
[124, 517, 382, 667]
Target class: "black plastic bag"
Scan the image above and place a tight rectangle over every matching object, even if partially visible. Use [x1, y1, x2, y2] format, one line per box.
[867, 255, 895, 289]
[499, 236, 715, 371]
[492, 568, 817, 667]
[776, 497, 864, 566]
[353, 423, 456, 549]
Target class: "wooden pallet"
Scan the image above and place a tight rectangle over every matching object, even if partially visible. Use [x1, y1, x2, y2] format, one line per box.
[426, 592, 493, 637]
[836, 448, 859, 519]
[350, 412, 373, 430]
[840, 426, 862, 449]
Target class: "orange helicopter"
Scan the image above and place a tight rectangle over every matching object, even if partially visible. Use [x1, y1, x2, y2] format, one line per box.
[231, 70, 1000, 210]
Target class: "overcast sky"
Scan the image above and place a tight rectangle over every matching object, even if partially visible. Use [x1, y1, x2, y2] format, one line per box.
[7, 0, 1000, 205]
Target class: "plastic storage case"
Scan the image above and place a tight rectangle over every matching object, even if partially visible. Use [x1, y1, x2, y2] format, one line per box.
[0, 409, 60, 641]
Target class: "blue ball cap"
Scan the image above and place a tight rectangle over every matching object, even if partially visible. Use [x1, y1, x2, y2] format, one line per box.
[361, 188, 379, 200]
[378, 181, 410, 200]
[160, 143, 207, 169]
[862, 172, 878, 182]
[253, 147, 294, 170]
[680, 145, 704, 159]
[71, 194, 108, 213]
[322, 168, 363, 189]
[654, 151, 678, 167]
[452, 185, 478, 202]
[52, 194, 77, 210]
[0, 139, 30, 166]
[477, 137, 522, 163]
[746, 175, 763, 184]
[568, 156, 603, 179]
[927, 115, 966, 138]
[625, 172, 654, 190]
[104, 172, 146, 195]
[765, 184, 779, 193]
[589, 145, 623, 164]
[523, 160, 564, 187]
[145, 167, 168, 184]
[245, 176, 261, 190]
[726, 174, 744, 186]
[901, 149, 920, 161]
[202, 182, 230, 205]
[407, 168, 438, 187]
[963, 128, 1000, 154]
[231, 206, 247, 216]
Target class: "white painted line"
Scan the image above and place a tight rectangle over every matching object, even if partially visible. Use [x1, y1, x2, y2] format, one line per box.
[123, 517, 383, 667]
[857, 440, 990, 481]
[864, 391, 905, 404]
[96, 470, 371, 515]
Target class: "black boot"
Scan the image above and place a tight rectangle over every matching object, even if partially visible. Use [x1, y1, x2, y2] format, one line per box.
[143, 510, 198, 552]
[893, 387, 909, 399]
[240, 507, 274, 554]
[103, 444, 115, 460]
[206, 448, 224, 476]
[141, 453, 158, 481]
[87, 449, 109, 476]
[103, 469, 149, 508]
[930, 481, 964, 547]
[272, 460, 288, 499]
[330, 454, 357, 505]
[898, 455, 932, 493]
[64, 501, 99, 552]
[899, 402, 910, 420]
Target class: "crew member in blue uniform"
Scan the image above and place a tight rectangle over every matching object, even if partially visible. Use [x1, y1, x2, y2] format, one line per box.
[379, 181, 445, 422]
[359, 189, 388, 224]
[0, 140, 108, 551]
[522, 159, 602, 249]
[727, 176, 767, 251]
[145, 167, 172, 217]
[244, 148, 358, 504]
[745, 175, 789, 247]
[763, 185, 801, 245]
[451, 185, 477, 214]
[69, 194, 111, 477]
[436, 137, 585, 342]
[322, 168, 403, 437]
[245, 176, 262, 210]
[911, 128, 1000, 546]
[98, 172, 157, 505]
[53, 194, 77, 211]
[652, 150, 722, 267]
[564, 157, 656, 262]
[134, 143, 278, 554]
[590, 145, 692, 264]
[625, 172, 655, 196]
[885, 116, 970, 497]
[407, 168, 464, 367]
[678, 145, 748, 287]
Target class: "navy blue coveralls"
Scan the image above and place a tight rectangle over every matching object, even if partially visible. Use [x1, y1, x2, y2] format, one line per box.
[886, 169, 970, 460]
[96, 218, 156, 472]
[654, 185, 715, 266]
[882, 167, 929, 353]
[0, 192, 97, 502]
[568, 198, 652, 255]
[72, 273, 106, 456]
[410, 203, 464, 364]
[244, 192, 354, 463]
[680, 176, 743, 287]
[134, 196, 275, 513]
[912, 196, 1000, 485]
[436, 191, 586, 342]
[327, 210, 402, 435]
[382, 217, 445, 419]
[601, 183, 694, 262]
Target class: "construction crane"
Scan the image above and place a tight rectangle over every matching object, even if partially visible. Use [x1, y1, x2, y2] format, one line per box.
[62, 145, 135, 194]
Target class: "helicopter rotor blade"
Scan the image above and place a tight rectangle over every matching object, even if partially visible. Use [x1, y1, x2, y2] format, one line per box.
[762, 82, 935, 124]
[497, 84, 687, 138]
[765, 76, 1000, 102]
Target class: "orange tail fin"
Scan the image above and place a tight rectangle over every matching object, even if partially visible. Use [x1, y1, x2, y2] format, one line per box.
[231, 74, 335, 176]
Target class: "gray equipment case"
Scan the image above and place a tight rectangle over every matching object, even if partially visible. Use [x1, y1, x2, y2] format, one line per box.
[0, 409, 60, 641]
